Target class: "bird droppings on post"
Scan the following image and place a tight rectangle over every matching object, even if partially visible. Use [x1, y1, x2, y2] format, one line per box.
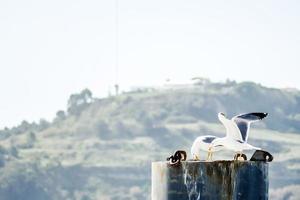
[152, 160, 269, 200]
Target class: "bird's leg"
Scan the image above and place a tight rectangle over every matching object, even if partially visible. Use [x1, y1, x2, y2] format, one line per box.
[193, 154, 200, 161]
[235, 152, 239, 161]
[206, 152, 210, 161]
[234, 152, 239, 161]
[207, 146, 213, 161]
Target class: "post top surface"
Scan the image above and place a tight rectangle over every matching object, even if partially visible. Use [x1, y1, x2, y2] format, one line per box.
[152, 160, 269, 166]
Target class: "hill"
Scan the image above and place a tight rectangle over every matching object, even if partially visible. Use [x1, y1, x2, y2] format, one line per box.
[0, 79, 300, 200]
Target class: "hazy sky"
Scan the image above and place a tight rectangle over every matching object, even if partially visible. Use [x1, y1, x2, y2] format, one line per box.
[0, 0, 299, 128]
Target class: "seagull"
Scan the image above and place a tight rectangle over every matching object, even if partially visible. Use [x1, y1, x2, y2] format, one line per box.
[210, 112, 268, 160]
[191, 135, 225, 160]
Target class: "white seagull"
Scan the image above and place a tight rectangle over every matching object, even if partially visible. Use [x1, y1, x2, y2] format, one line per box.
[210, 112, 268, 160]
[191, 135, 224, 160]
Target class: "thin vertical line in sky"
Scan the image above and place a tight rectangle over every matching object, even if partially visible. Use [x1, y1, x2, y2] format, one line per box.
[115, 0, 119, 86]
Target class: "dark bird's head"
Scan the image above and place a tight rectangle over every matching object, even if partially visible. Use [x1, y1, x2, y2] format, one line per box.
[218, 112, 226, 118]
[219, 112, 225, 116]
[218, 112, 226, 120]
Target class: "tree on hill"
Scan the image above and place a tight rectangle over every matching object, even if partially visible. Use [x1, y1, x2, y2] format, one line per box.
[54, 110, 66, 123]
[67, 89, 93, 115]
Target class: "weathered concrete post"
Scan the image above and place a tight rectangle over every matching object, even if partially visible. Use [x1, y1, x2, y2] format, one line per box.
[152, 161, 268, 200]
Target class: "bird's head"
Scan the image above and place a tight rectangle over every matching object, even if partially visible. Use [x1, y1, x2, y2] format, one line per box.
[218, 112, 226, 120]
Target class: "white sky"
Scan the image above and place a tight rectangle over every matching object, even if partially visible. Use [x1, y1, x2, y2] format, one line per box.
[0, 0, 299, 128]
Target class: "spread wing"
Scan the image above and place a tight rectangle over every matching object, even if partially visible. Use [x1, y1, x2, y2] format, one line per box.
[232, 112, 268, 142]
[219, 116, 244, 141]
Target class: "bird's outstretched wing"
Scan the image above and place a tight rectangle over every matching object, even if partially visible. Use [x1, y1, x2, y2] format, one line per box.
[232, 113, 268, 142]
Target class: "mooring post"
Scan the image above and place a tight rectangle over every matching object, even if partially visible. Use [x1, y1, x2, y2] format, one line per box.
[152, 161, 268, 200]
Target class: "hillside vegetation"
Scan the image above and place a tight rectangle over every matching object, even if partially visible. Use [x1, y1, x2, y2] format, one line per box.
[0, 79, 300, 200]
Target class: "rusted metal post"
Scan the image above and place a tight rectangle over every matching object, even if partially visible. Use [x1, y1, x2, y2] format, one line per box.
[152, 161, 268, 200]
